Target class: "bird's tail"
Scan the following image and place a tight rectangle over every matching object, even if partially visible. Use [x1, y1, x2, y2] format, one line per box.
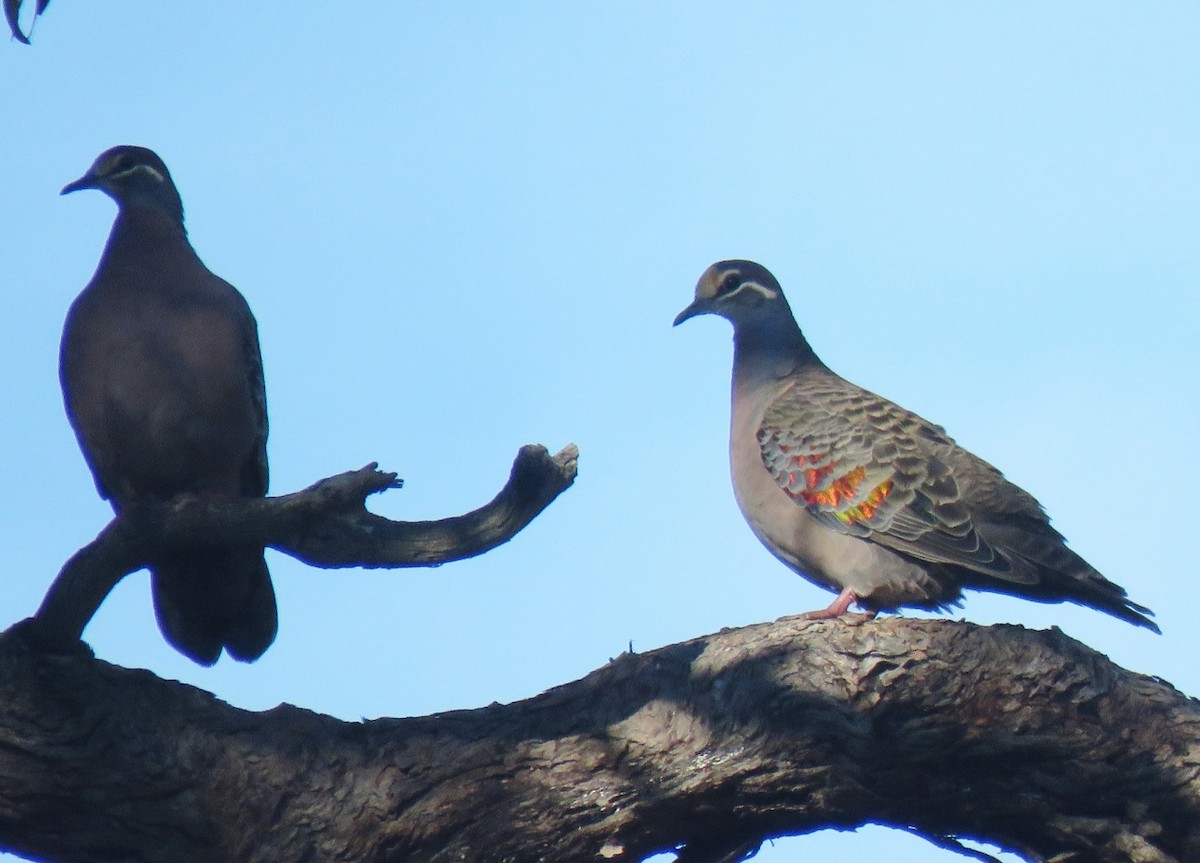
[974, 522, 1159, 633]
[150, 547, 278, 665]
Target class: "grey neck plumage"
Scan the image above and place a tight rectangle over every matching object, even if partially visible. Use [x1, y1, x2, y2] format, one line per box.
[730, 311, 819, 393]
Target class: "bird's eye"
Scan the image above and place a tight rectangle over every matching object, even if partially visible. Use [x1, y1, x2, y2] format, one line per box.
[717, 273, 742, 296]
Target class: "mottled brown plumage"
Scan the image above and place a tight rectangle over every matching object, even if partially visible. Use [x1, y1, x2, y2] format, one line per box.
[675, 259, 1157, 631]
[61, 145, 277, 664]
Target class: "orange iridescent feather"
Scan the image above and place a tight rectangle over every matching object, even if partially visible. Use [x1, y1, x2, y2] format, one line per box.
[785, 456, 894, 526]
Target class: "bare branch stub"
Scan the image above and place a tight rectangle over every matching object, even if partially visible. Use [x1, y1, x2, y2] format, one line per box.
[26, 443, 578, 651]
[4, 0, 48, 44]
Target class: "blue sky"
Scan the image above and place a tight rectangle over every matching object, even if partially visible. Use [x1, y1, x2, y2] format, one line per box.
[3, 4, 1197, 861]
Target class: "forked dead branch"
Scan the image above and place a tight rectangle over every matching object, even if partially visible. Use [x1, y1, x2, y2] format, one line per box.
[25, 443, 578, 653]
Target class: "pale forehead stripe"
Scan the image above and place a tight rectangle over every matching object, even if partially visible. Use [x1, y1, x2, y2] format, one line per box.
[98, 154, 166, 185]
[114, 163, 166, 184]
[725, 280, 777, 301]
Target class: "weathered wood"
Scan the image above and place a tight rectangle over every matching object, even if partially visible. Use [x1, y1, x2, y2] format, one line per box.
[27, 443, 578, 652]
[0, 616, 1194, 863]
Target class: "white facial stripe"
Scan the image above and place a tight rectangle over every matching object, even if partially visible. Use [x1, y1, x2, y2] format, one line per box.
[725, 280, 777, 302]
[110, 163, 165, 184]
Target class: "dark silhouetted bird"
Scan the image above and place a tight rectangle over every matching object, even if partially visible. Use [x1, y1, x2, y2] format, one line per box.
[674, 259, 1157, 632]
[60, 145, 278, 664]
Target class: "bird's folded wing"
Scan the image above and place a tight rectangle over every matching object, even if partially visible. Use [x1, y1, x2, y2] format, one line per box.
[758, 378, 1035, 583]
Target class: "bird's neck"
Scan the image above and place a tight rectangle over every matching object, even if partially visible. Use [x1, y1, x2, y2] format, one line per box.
[731, 319, 817, 391]
[104, 205, 190, 257]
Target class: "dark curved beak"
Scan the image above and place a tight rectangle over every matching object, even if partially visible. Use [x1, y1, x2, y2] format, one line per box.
[673, 298, 710, 327]
[61, 172, 97, 196]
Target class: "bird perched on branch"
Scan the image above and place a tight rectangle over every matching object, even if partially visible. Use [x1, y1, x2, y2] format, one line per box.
[674, 259, 1157, 632]
[60, 145, 278, 664]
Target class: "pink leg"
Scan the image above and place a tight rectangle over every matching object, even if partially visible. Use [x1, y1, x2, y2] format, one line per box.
[799, 588, 878, 622]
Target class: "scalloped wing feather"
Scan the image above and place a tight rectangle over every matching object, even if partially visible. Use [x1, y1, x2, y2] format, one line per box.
[757, 375, 1032, 581]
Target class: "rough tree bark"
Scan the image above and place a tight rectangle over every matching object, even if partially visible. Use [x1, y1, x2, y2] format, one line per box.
[0, 614, 1196, 863]
[4, 440, 1194, 862]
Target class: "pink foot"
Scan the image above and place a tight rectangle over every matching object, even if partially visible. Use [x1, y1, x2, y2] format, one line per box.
[798, 588, 878, 622]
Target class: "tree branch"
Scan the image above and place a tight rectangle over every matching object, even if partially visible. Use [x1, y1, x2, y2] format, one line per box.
[0, 616, 1194, 863]
[27, 443, 578, 652]
[4, 0, 47, 44]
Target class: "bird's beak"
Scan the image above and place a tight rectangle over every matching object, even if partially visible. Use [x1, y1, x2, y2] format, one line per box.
[61, 172, 98, 196]
[672, 298, 709, 327]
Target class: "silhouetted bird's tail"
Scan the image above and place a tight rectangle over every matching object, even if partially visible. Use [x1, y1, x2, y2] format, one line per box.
[151, 548, 278, 666]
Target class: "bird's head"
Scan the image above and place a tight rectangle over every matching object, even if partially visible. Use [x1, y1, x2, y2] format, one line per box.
[62, 145, 184, 223]
[673, 260, 791, 328]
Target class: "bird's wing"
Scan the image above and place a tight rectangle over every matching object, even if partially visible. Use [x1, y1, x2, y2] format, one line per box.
[758, 375, 1034, 583]
[228, 282, 269, 498]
